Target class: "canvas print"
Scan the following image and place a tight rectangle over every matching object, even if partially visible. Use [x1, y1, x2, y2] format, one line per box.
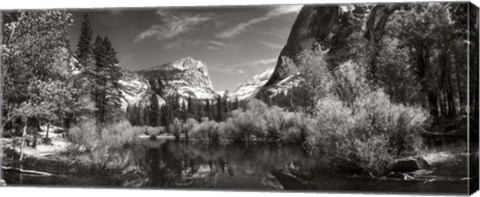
[0, 2, 479, 195]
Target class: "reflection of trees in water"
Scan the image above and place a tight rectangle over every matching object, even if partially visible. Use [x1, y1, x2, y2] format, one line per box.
[121, 141, 320, 188]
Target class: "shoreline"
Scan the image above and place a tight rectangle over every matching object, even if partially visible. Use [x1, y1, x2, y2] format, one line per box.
[1, 133, 472, 186]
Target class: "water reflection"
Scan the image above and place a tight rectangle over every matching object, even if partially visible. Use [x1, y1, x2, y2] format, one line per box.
[4, 139, 470, 194]
[128, 140, 316, 189]
[120, 140, 469, 194]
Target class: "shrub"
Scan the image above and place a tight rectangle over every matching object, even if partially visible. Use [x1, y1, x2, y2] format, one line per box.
[66, 120, 143, 170]
[281, 112, 312, 143]
[261, 105, 312, 143]
[182, 118, 198, 141]
[67, 120, 142, 152]
[190, 118, 220, 143]
[262, 106, 286, 141]
[99, 120, 141, 147]
[169, 118, 183, 141]
[211, 99, 312, 144]
[129, 126, 164, 136]
[332, 61, 370, 105]
[229, 108, 267, 142]
[352, 91, 429, 156]
[307, 91, 430, 176]
[66, 120, 98, 151]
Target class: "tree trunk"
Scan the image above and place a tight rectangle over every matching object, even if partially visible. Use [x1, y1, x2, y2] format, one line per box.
[441, 91, 448, 117]
[446, 71, 456, 118]
[454, 60, 465, 114]
[32, 133, 37, 148]
[19, 118, 28, 164]
[45, 122, 50, 139]
[437, 92, 443, 117]
[427, 91, 439, 118]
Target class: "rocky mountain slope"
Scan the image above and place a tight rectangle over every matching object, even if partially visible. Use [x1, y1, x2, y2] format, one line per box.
[137, 57, 217, 100]
[258, 4, 401, 97]
[118, 68, 164, 110]
[230, 68, 274, 100]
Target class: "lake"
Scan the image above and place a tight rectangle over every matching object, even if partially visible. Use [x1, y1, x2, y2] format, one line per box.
[3, 139, 472, 194]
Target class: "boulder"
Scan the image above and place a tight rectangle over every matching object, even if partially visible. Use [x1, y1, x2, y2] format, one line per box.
[388, 157, 431, 173]
[0, 179, 6, 186]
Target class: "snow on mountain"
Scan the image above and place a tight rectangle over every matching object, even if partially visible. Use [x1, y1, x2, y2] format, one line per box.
[230, 68, 275, 100]
[138, 57, 217, 100]
[216, 90, 226, 96]
[263, 74, 301, 97]
[118, 69, 164, 110]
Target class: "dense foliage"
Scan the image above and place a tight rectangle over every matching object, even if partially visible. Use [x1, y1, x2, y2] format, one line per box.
[1, 11, 78, 141]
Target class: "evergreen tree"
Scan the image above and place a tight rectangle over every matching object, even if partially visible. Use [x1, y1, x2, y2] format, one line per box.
[196, 102, 205, 121]
[102, 37, 119, 66]
[90, 35, 123, 130]
[181, 100, 188, 121]
[233, 98, 240, 110]
[173, 94, 181, 118]
[187, 96, 194, 119]
[223, 91, 230, 115]
[149, 94, 161, 126]
[75, 14, 93, 67]
[205, 99, 212, 120]
[215, 95, 225, 121]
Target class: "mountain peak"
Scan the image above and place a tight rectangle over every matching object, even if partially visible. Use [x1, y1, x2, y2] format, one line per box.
[138, 57, 216, 99]
[176, 56, 198, 64]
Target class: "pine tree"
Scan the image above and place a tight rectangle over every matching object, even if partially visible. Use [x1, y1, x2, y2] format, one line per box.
[181, 100, 188, 121]
[205, 99, 212, 120]
[90, 35, 123, 130]
[187, 96, 194, 119]
[149, 94, 160, 126]
[215, 95, 225, 121]
[75, 14, 93, 67]
[223, 91, 230, 115]
[233, 98, 240, 110]
[196, 102, 205, 121]
[102, 37, 119, 66]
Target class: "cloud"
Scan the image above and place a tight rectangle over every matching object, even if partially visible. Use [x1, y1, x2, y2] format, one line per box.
[211, 57, 277, 76]
[237, 69, 247, 75]
[249, 58, 277, 66]
[209, 66, 244, 76]
[258, 27, 290, 39]
[134, 9, 212, 42]
[257, 40, 284, 49]
[162, 41, 182, 49]
[162, 39, 228, 50]
[215, 5, 302, 39]
[191, 40, 227, 50]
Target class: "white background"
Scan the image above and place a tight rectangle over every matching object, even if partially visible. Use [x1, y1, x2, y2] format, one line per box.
[0, 0, 479, 196]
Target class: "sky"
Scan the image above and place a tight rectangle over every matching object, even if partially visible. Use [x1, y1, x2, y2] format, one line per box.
[68, 5, 302, 91]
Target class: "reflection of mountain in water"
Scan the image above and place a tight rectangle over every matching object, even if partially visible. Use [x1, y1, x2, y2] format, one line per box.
[115, 140, 470, 193]
[122, 141, 316, 189]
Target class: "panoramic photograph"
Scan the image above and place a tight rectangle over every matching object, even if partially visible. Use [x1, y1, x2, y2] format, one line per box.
[0, 2, 479, 195]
